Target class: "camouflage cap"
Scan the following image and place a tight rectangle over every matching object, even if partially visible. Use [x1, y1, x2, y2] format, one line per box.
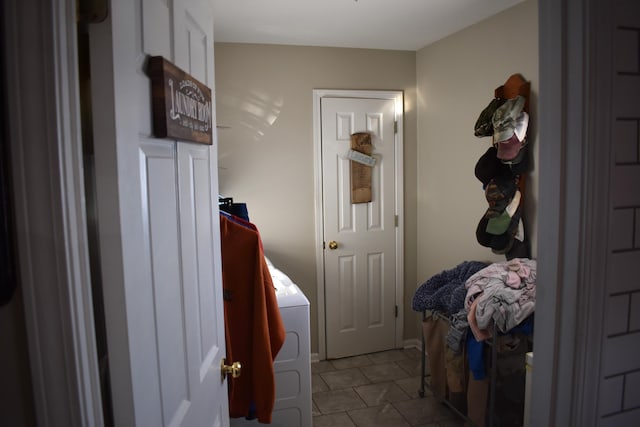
[474, 97, 506, 137]
[492, 96, 526, 142]
[484, 176, 517, 219]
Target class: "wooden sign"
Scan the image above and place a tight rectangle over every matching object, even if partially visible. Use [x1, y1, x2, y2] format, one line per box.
[148, 56, 213, 145]
[350, 132, 373, 204]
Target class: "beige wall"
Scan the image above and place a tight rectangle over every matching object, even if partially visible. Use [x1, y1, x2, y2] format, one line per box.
[214, 44, 418, 354]
[416, 0, 538, 287]
[214, 0, 538, 356]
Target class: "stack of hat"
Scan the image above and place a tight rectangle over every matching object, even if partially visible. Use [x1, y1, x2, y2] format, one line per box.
[473, 95, 529, 258]
[474, 95, 529, 178]
[475, 176, 525, 255]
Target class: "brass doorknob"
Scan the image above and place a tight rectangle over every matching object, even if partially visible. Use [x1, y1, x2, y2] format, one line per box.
[221, 359, 242, 381]
[328, 241, 338, 250]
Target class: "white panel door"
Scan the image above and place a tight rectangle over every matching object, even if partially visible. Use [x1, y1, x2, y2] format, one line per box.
[321, 97, 398, 359]
[90, 0, 228, 426]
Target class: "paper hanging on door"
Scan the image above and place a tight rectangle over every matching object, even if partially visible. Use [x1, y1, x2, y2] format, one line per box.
[347, 149, 376, 166]
[350, 132, 373, 204]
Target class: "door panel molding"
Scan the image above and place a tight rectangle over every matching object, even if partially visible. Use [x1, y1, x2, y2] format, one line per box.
[312, 89, 404, 360]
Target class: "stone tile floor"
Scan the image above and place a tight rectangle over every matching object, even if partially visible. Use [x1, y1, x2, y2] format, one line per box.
[312, 348, 465, 427]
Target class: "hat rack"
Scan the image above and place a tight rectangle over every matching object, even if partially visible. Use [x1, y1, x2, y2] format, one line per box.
[495, 73, 530, 259]
[494, 74, 530, 112]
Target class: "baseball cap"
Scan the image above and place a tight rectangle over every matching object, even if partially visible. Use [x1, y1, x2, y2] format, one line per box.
[492, 96, 526, 142]
[495, 112, 529, 161]
[484, 176, 517, 219]
[474, 98, 506, 137]
[486, 190, 521, 235]
[476, 206, 522, 253]
[474, 146, 513, 186]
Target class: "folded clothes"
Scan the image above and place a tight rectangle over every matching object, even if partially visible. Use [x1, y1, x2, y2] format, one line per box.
[465, 258, 537, 336]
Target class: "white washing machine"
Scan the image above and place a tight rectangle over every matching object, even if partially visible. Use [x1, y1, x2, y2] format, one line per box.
[230, 260, 312, 427]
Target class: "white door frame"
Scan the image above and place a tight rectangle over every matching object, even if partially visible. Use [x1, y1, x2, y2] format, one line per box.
[3, 0, 103, 425]
[312, 89, 404, 361]
[532, 0, 612, 425]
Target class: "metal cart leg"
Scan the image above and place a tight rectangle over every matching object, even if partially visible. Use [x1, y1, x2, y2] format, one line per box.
[489, 322, 498, 427]
[419, 310, 426, 397]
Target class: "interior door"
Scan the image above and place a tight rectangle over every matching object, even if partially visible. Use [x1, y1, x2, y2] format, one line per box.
[89, 0, 229, 425]
[321, 96, 399, 359]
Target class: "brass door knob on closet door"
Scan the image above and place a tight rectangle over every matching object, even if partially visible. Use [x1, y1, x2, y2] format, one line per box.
[328, 241, 338, 250]
[221, 359, 242, 381]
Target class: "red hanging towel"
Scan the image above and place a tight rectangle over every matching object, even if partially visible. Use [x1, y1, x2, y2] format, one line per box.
[220, 214, 285, 423]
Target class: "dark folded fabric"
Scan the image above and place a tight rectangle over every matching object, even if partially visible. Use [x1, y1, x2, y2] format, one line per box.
[412, 261, 489, 315]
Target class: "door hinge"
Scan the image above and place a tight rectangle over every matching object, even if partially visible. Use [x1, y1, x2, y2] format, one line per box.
[394, 121, 398, 134]
[394, 215, 398, 227]
[395, 305, 398, 318]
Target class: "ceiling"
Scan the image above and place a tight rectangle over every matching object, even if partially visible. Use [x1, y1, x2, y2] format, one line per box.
[212, 0, 525, 51]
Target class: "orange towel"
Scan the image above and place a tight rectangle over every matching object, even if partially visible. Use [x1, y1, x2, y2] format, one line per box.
[221, 214, 285, 423]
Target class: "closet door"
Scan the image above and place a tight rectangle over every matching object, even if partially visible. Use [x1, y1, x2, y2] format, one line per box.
[89, 0, 228, 425]
[321, 96, 399, 359]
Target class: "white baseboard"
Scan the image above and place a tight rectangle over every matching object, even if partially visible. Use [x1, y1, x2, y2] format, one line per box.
[311, 339, 424, 363]
[403, 338, 423, 352]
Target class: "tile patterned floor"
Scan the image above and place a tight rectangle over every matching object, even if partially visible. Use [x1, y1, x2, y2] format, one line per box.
[312, 348, 465, 427]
